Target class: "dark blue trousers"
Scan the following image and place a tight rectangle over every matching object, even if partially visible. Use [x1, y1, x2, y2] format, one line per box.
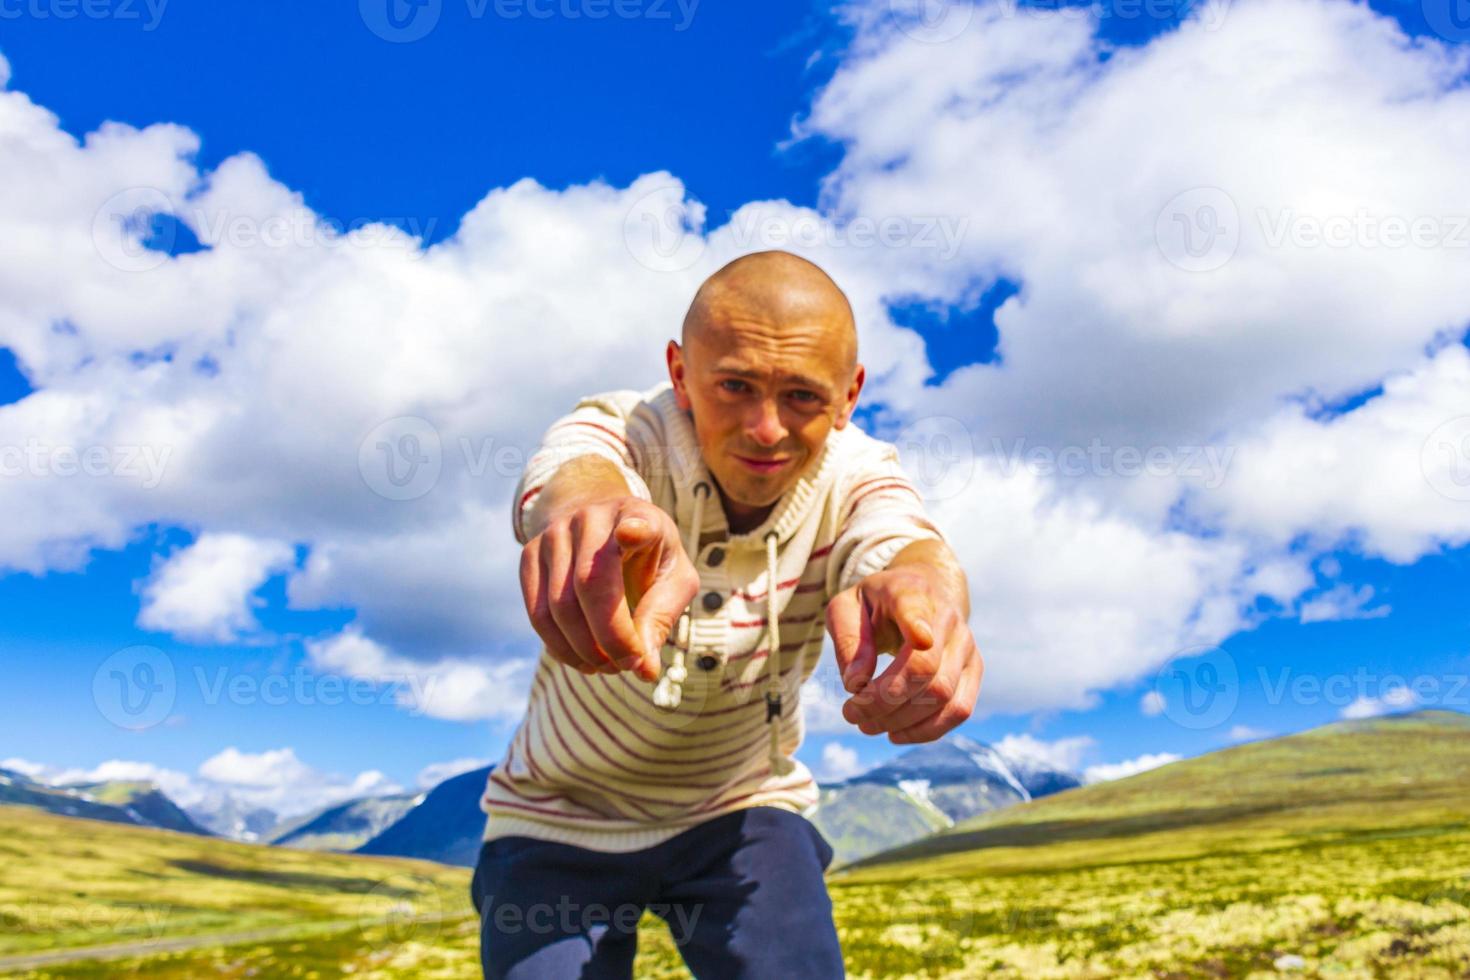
[469, 805, 846, 979]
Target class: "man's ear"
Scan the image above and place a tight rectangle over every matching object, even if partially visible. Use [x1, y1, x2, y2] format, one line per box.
[666, 340, 692, 411]
[834, 362, 865, 429]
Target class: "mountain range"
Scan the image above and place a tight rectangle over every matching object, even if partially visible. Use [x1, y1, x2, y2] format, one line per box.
[811, 734, 1082, 863]
[0, 734, 1084, 868]
[0, 767, 212, 836]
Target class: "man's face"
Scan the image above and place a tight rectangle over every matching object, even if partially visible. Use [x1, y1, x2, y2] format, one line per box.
[668, 304, 863, 514]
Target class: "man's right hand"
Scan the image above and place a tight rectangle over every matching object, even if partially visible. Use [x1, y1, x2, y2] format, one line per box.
[520, 497, 700, 681]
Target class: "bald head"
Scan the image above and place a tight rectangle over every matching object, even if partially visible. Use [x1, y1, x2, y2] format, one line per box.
[666, 250, 866, 525]
[681, 251, 857, 378]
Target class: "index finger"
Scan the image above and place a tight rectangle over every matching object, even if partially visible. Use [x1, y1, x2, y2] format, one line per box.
[569, 509, 648, 670]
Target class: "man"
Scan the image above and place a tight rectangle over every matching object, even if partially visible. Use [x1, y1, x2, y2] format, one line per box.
[472, 250, 981, 978]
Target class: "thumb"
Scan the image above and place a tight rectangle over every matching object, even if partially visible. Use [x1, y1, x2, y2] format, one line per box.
[613, 515, 657, 556]
[631, 560, 697, 680]
[827, 588, 875, 693]
[892, 593, 935, 653]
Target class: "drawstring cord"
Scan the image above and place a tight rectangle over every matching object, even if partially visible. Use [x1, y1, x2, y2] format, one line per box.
[764, 529, 795, 777]
[652, 481, 709, 710]
[649, 480, 794, 778]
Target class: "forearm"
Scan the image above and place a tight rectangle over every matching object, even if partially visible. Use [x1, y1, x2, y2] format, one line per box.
[523, 455, 634, 539]
[884, 539, 971, 620]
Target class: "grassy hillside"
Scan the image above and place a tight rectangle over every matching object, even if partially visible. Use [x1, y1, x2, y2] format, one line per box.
[824, 710, 1470, 977]
[0, 803, 476, 976]
[7, 712, 1469, 978]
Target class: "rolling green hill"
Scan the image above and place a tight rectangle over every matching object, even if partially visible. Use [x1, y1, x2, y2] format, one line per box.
[0, 802, 478, 978]
[6, 712, 1469, 978]
[824, 710, 1470, 977]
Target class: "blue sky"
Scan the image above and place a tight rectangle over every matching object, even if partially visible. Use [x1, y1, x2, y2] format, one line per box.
[2, 0, 1469, 814]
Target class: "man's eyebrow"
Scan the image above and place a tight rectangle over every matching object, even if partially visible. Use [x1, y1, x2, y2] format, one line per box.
[711, 365, 834, 395]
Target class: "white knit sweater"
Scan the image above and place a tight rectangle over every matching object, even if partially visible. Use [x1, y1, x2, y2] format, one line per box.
[480, 380, 948, 853]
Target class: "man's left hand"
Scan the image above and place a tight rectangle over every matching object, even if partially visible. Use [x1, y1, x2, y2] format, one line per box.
[826, 563, 983, 744]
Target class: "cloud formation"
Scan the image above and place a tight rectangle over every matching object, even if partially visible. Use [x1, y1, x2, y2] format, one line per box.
[2, 0, 1469, 727]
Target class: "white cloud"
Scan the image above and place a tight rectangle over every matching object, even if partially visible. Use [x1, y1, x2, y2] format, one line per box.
[994, 732, 1094, 773]
[1139, 691, 1166, 717]
[415, 757, 491, 790]
[818, 741, 864, 781]
[305, 627, 535, 723]
[5, 748, 397, 818]
[1225, 725, 1271, 742]
[1, 0, 1468, 727]
[1341, 686, 1419, 719]
[1084, 752, 1181, 784]
[137, 532, 295, 642]
[1298, 583, 1391, 624]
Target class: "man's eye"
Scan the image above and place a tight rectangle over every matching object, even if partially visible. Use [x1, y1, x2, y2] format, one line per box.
[720, 380, 749, 393]
[789, 390, 819, 403]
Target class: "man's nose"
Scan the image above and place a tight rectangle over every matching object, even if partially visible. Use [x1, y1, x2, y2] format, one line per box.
[747, 399, 788, 448]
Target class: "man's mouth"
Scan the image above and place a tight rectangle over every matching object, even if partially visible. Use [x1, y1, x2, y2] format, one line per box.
[732, 454, 792, 475]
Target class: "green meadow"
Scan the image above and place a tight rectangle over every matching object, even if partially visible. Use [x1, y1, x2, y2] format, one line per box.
[4, 711, 1469, 978]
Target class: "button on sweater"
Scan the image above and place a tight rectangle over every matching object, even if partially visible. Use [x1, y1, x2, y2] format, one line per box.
[480, 380, 948, 853]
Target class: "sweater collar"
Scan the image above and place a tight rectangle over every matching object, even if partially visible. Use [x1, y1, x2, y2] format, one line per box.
[650, 381, 844, 550]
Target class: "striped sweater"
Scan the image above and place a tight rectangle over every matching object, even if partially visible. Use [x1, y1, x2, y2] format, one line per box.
[480, 380, 948, 853]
